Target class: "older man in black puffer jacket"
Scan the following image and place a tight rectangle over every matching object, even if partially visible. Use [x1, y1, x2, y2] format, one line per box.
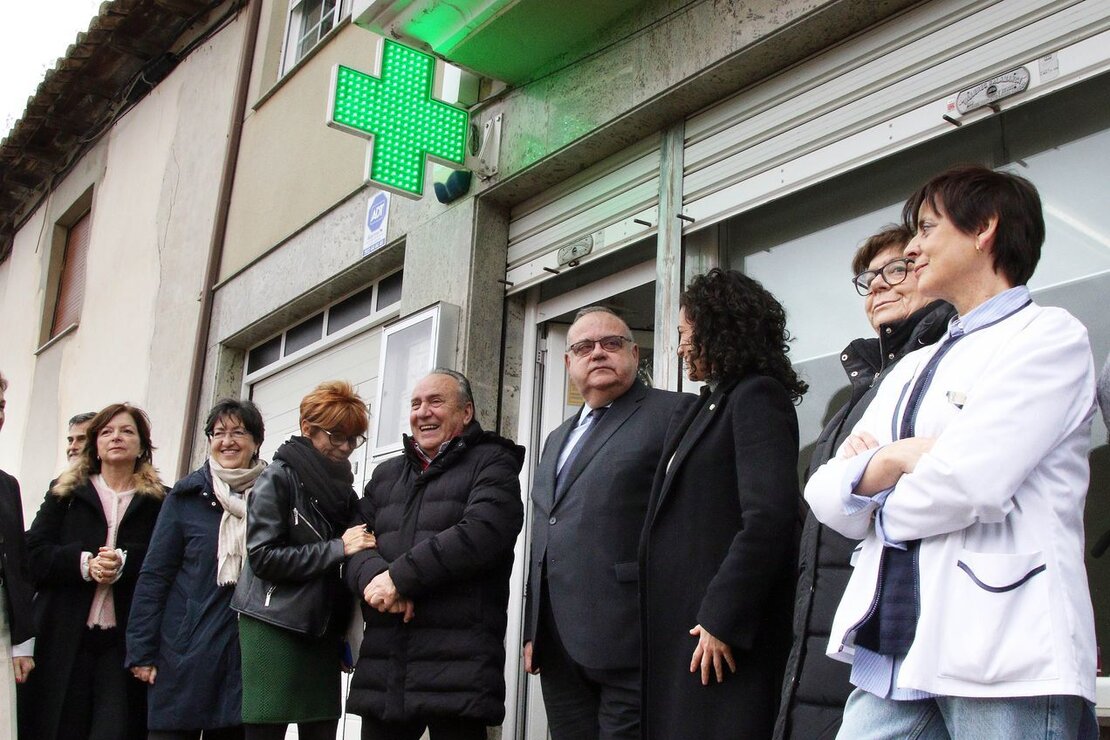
[346, 369, 524, 740]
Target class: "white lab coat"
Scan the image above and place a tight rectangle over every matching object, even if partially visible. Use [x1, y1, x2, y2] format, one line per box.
[806, 301, 1097, 701]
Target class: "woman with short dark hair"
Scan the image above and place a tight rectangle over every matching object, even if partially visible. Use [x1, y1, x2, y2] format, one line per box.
[807, 165, 1099, 738]
[232, 381, 377, 740]
[640, 268, 805, 739]
[25, 403, 165, 740]
[126, 398, 267, 740]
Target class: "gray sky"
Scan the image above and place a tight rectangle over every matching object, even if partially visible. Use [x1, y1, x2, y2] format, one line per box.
[1, 0, 104, 139]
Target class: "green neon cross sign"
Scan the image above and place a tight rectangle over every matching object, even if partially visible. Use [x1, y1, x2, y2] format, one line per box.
[328, 39, 469, 198]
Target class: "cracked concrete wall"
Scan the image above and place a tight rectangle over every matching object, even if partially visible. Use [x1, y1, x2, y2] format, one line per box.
[0, 16, 248, 521]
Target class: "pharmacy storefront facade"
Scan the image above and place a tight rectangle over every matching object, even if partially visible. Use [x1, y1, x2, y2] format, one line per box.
[198, 1, 1110, 736]
[496, 2, 1110, 736]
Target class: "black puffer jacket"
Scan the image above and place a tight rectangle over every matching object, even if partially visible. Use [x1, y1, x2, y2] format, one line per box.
[775, 300, 954, 740]
[346, 421, 524, 724]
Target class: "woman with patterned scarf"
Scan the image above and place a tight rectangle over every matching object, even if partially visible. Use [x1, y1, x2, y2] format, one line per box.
[231, 381, 377, 740]
[126, 398, 267, 739]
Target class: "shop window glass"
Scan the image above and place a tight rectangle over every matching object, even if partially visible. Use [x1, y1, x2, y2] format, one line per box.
[715, 69, 1110, 661]
[248, 335, 282, 374]
[376, 270, 403, 310]
[328, 286, 375, 334]
[284, 313, 324, 356]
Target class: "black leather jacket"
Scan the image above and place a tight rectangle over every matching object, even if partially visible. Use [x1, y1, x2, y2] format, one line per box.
[231, 459, 357, 637]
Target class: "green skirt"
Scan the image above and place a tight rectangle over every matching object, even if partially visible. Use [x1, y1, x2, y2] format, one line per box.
[239, 615, 341, 723]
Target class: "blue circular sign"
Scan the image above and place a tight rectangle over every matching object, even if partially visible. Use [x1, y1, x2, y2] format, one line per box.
[367, 192, 388, 230]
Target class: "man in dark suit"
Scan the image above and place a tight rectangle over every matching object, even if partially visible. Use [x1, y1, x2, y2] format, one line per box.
[522, 307, 693, 740]
[0, 371, 36, 738]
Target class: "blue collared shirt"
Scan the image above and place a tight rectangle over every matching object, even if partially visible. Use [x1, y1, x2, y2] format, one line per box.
[947, 285, 1031, 338]
[556, 404, 609, 473]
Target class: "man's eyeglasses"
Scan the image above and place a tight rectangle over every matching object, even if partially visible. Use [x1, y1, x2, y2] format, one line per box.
[210, 429, 251, 442]
[567, 335, 633, 358]
[852, 258, 914, 296]
[318, 428, 367, 449]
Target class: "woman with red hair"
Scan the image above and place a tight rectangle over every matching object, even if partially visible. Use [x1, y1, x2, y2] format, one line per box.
[232, 381, 377, 740]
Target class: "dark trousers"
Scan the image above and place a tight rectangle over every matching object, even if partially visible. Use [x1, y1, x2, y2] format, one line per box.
[148, 728, 244, 740]
[243, 721, 337, 740]
[360, 715, 487, 740]
[537, 588, 640, 740]
[59, 627, 146, 740]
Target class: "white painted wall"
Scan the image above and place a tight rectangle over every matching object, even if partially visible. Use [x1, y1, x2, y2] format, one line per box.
[0, 14, 249, 523]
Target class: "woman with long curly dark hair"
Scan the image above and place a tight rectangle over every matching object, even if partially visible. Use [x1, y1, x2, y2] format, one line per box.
[639, 268, 804, 739]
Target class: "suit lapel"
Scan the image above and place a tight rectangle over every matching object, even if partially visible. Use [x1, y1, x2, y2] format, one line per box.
[537, 414, 577, 513]
[553, 382, 646, 508]
[650, 382, 733, 527]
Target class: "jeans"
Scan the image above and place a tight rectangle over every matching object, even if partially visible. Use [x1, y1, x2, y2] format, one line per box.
[837, 688, 1097, 740]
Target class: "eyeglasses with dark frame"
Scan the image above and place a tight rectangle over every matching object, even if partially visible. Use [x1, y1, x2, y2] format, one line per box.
[317, 427, 367, 449]
[209, 429, 251, 442]
[852, 257, 915, 296]
[566, 335, 634, 358]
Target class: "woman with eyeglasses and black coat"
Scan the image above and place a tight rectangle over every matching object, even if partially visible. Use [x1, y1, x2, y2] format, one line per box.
[774, 225, 953, 740]
[126, 398, 267, 740]
[231, 381, 376, 740]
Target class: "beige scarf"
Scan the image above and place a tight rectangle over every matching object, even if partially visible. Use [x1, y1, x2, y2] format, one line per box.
[209, 458, 265, 586]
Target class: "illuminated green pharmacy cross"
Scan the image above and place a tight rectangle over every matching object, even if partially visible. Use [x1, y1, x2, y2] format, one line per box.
[331, 40, 468, 198]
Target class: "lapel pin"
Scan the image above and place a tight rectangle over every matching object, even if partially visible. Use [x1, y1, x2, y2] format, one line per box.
[709, 403, 716, 411]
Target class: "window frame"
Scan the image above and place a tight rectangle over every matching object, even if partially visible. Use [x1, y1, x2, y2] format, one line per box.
[49, 210, 91, 339]
[36, 188, 94, 352]
[279, 0, 348, 76]
[242, 268, 403, 386]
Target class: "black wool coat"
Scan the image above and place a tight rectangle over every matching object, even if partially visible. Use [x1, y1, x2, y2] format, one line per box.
[774, 300, 953, 740]
[0, 469, 35, 645]
[346, 421, 524, 724]
[640, 375, 800, 740]
[23, 466, 165, 740]
[125, 465, 243, 731]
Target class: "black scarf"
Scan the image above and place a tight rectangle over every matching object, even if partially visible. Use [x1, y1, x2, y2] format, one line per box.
[273, 436, 355, 528]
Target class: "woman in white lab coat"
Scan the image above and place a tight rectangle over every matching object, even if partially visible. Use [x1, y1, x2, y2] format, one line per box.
[805, 164, 1098, 740]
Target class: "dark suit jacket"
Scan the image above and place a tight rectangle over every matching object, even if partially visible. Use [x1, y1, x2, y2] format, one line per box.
[0, 469, 35, 645]
[523, 379, 693, 671]
[639, 376, 800, 740]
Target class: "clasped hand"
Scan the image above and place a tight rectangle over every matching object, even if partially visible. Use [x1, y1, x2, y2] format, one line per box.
[363, 570, 414, 623]
[90, 546, 122, 584]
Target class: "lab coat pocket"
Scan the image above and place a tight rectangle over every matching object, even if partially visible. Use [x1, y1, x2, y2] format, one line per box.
[937, 549, 1057, 683]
